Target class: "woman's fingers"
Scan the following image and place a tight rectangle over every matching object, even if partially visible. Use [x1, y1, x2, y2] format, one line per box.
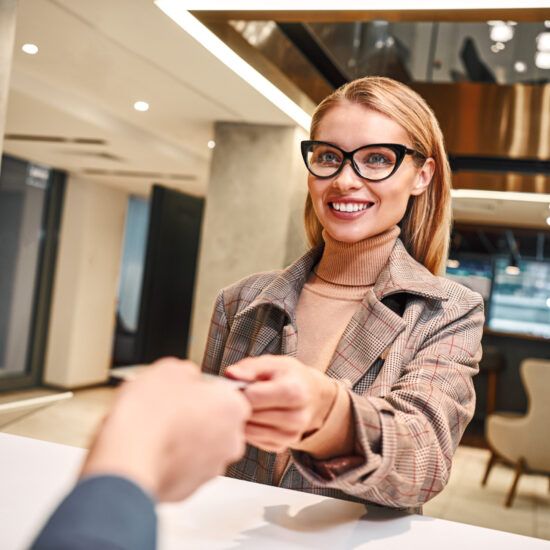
[243, 377, 309, 410]
[225, 356, 282, 382]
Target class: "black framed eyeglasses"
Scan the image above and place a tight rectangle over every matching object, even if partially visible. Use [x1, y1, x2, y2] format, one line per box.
[301, 140, 422, 182]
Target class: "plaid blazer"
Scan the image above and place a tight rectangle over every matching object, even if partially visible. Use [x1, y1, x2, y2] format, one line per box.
[202, 239, 484, 508]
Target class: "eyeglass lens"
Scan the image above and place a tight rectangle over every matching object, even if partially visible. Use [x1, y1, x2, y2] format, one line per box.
[305, 143, 399, 181]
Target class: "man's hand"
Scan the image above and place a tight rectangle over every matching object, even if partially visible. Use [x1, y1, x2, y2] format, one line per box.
[226, 356, 338, 453]
[81, 358, 251, 502]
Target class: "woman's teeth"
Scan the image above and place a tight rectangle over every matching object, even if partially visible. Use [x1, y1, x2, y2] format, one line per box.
[331, 202, 372, 212]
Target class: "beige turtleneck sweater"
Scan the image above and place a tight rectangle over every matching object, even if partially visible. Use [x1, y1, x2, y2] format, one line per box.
[272, 225, 400, 485]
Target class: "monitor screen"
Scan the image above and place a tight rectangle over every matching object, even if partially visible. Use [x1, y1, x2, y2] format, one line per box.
[488, 258, 550, 339]
[445, 257, 493, 301]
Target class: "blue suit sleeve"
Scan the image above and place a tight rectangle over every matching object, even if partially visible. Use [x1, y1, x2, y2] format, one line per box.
[29, 475, 157, 550]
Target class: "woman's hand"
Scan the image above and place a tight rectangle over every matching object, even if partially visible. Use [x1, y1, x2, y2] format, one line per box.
[226, 356, 338, 453]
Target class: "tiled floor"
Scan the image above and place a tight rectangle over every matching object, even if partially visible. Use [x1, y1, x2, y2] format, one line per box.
[1, 385, 549, 540]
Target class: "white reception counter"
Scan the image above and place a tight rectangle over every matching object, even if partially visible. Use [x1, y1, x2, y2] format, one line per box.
[1, 433, 548, 550]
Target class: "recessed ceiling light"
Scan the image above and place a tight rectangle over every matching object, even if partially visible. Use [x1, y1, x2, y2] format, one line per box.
[536, 32, 550, 53]
[546, 215, 550, 225]
[489, 22, 514, 43]
[535, 51, 550, 70]
[514, 61, 527, 72]
[22, 43, 38, 55]
[207, 140, 216, 149]
[134, 101, 149, 112]
[505, 265, 520, 275]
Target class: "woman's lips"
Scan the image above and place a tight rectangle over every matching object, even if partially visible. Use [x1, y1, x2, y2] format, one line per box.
[328, 200, 374, 219]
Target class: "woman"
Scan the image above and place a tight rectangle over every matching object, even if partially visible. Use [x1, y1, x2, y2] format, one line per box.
[202, 76, 484, 509]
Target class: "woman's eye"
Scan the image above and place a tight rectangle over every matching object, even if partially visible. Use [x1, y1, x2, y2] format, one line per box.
[314, 150, 341, 164]
[365, 153, 391, 166]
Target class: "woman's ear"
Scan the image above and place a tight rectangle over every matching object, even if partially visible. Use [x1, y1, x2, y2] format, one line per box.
[411, 157, 435, 196]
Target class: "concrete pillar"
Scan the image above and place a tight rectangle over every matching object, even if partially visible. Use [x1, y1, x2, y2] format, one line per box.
[0, 0, 17, 170]
[43, 176, 127, 388]
[189, 122, 309, 364]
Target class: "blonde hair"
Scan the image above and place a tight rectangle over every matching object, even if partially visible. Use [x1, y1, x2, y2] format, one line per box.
[304, 76, 452, 276]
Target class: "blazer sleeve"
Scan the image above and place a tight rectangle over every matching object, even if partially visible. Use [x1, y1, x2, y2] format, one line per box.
[202, 290, 230, 376]
[29, 475, 157, 550]
[292, 291, 484, 508]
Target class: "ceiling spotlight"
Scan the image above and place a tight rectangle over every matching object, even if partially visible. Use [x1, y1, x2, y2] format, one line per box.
[545, 21, 550, 28]
[491, 44, 500, 53]
[536, 32, 550, 53]
[375, 39, 385, 49]
[489, 21, 515, 43]
[207, 140, 216, 149]
[134, 101, 149, 112]
[22, 43, 38, 55]
[546, 215, 550, 225]
[535, 51, 550, 70]
[514, 61, 527, 72]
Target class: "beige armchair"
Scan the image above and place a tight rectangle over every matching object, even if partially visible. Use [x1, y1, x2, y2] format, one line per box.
[481, 358, 550, 507]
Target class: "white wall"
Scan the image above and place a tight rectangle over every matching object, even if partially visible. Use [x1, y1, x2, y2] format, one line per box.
[0, 0, 17, 170]
[43, 176, 127, 388]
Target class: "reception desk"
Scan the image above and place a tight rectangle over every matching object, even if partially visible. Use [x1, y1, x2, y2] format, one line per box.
[1, 433, 549, 550]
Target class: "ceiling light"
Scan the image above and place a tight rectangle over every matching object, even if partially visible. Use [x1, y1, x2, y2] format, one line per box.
[489, 21, 515, 43]
[22, 43, 38, 55]
[514, 61, 527, 72]
[535, 51, 550, 70]
[491, 44, 500, 53]
[545, 20, 550, 28]
[546, 298, 550, 308]
[154, 1, 312, 131]
[546, 216, 550, 225]
[505, 265, 520, 275]
[158, 1, 550, 8]
[447, 259, 460, 269]
[536, 32, 550, 52]
[207, 140, 216, 149]
[134, 101, 150, 112]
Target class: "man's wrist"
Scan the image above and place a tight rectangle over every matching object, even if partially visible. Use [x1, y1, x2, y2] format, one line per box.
[81, 408, 162, 498]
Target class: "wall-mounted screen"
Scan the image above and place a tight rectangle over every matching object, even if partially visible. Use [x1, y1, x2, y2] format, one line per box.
[488, 258, 550, 339]
[446, 257, 493, 301]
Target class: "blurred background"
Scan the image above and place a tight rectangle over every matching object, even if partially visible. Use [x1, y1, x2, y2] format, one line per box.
[0, 0, 549, 540]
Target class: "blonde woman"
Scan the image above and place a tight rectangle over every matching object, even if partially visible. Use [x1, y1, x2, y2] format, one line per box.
[203, 76, 484, 510]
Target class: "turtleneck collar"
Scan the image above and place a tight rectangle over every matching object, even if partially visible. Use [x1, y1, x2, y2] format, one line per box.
[314, 226, 400, 287]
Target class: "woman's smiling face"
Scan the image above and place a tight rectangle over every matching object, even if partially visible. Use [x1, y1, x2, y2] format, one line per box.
[307, 102, 434, 244]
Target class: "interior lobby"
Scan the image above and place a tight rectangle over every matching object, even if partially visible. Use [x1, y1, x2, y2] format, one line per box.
[1, 1, 550, 548]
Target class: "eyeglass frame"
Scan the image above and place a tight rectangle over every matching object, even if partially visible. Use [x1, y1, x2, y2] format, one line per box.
[300, 140, 424, 183]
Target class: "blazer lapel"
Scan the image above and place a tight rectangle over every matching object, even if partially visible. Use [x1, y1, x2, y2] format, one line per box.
[221, 246, 324, 372]
[326, 239, 448, 387]
[326, 288, 407, 387]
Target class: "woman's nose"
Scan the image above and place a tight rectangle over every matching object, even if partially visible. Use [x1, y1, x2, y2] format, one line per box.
[332, 161, 364, 192]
